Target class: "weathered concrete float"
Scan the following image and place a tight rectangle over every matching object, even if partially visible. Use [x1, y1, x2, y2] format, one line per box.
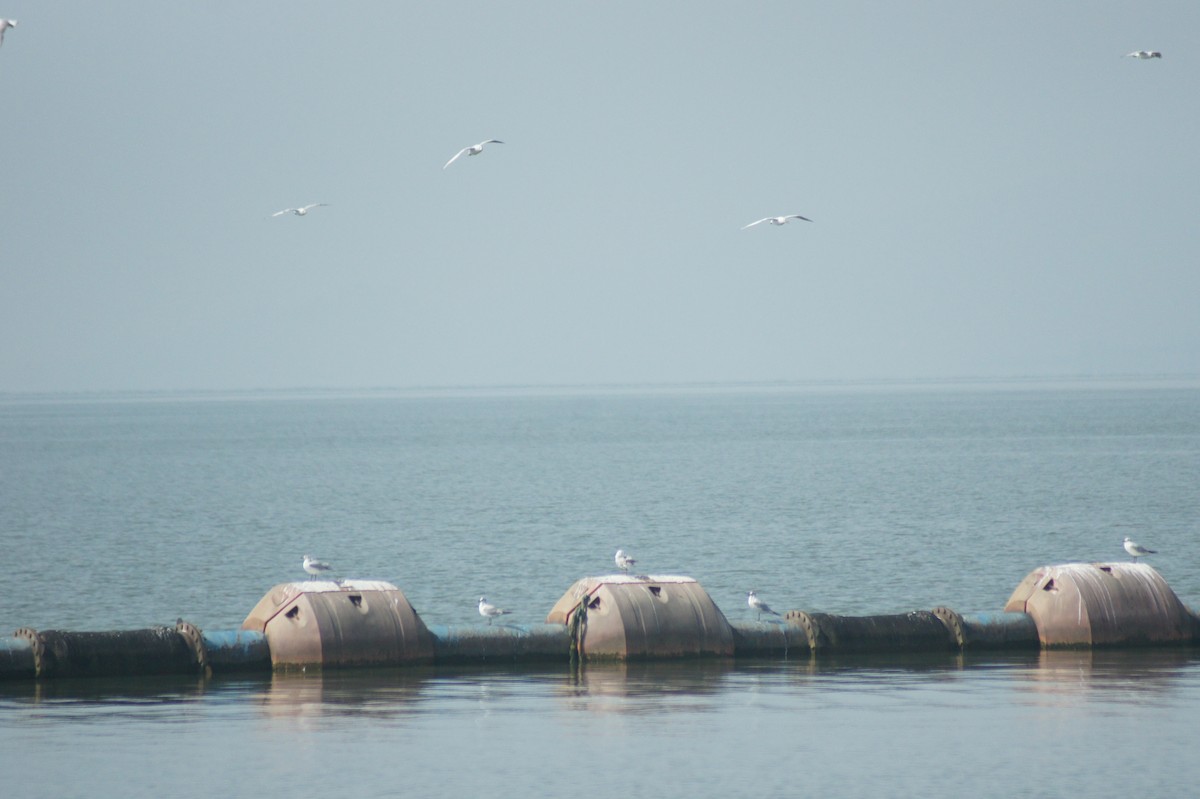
[1, 563, 1196, 681]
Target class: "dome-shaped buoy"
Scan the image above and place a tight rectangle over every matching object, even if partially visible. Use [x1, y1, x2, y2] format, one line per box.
[242, 580, 435, 668]
[546, 575, 734, 660]
[1003, 563, 1198, 647]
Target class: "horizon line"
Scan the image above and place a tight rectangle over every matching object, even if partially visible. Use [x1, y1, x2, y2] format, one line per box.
[2, 372, 1198, 403]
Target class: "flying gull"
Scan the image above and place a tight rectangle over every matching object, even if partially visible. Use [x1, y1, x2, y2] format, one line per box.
[615, 549, 637, 574]
[444, 139, 504, 169]
[302, 554, 334, 579]
[747, 590, 782, 620]
[272, 203, 328, 218]
[0, 19, 16, 47]
[478, 596, 513, 624]
[1125, 51, 1162, 59]
[742, 214, 813, 230]
[1123, 536, 1156, 562]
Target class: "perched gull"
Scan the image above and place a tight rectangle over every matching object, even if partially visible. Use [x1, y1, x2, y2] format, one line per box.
[272, 203, 328, 218]
[1123, 536, 1156, 562]
[615, 549, 637, 574]
[0, 19, 15, 47]
[1125, 51, 1162, 59]
[478, 596, 513, 624]
[747, 590, 782, 620]
[742, 214, 813, 230]
[302, 554, 334, 579]
[443, 139, 504, 169]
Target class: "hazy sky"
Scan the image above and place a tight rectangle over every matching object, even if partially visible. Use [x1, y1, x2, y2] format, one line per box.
[2, 2, 1197, 392]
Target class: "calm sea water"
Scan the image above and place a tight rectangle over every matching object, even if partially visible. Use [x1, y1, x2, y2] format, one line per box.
[2, 382, 1199, 797]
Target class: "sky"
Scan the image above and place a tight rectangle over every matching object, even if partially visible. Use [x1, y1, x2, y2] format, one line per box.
[1, 2, 1197, 393]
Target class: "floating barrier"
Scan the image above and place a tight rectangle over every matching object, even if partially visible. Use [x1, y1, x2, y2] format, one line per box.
[2, 564, 1197, 681]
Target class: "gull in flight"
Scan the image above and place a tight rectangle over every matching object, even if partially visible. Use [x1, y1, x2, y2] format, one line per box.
[747, 590, 782, 620]
[272, 203, 328, 218]
[0, 19, 15, 47]
[1123, 536, 1156, 562]
[443, 139, 504, 169]
[615, 549, 637, 574]
[1125, 51, 1162, 59]
[302, 554, 334, 579]
[478, 596, 513, 624]
[742, 214, 813, 230]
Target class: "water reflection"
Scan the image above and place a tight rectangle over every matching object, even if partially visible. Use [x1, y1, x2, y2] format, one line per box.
[1, 649, 1198, 720]
[257, 668, 433, 724]
[0, 673, 214, 707]
[556, 659, 735, 714]
[1017, 648, 1200, 706]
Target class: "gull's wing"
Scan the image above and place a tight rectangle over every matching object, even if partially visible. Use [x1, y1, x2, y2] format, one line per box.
[741, 218, 770, 229]
[301, 203, 329, 212]
[271, 208, 295, 217]
[443, 147, 470, 169]
[481, 139, 504, 146]
[786, 215, 813, 222]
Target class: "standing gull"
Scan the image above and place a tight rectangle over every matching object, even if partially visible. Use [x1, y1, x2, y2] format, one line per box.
[272, 203, 328, 218]
[747, 590, 782, 620]
[0, 19, 16, 47]
[1125, 51, 1162, 59]
[615, 549, 637, 574]
[443, 139, 504, 169]
[302, 554, 334, 579]
[742, 214, 813, 230]
[1123, 536, 1156, 562]
[478, 596, 513, 624]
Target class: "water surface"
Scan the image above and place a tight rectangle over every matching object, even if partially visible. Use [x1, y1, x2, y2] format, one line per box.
[2, 382, 1198, 796]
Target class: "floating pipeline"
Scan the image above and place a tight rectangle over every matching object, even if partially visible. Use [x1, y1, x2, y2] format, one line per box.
[2, 563, 1197, 681]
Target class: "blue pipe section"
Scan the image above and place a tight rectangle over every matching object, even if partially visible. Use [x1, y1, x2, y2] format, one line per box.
[729, 619, 808, 656]
[427, 623, 572, 663]
[958, 611, 1040, 649]
[201, 629, 271, 672]
[0, 636, 35, 680]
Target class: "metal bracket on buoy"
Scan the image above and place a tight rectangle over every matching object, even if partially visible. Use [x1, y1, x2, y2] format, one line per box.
[175, 620, 210, 676]
[784, 611, 823, 652]
[931, 607, 966, 650]
[14, 628, 44, 678]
